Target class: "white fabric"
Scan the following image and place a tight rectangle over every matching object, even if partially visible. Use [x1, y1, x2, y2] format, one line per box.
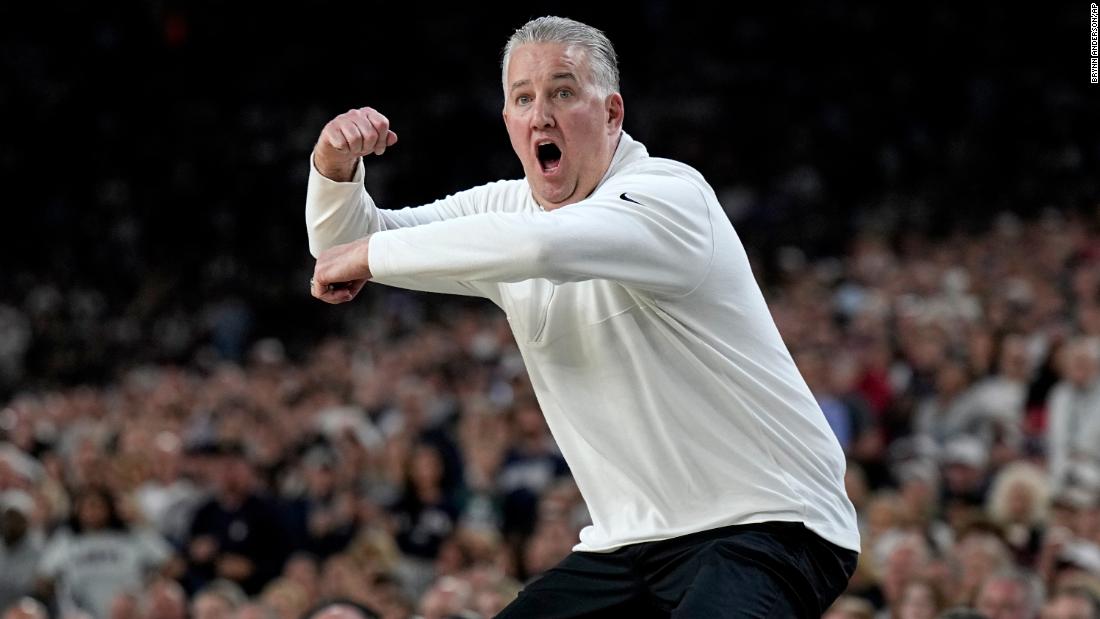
[306, 132, 859, 553]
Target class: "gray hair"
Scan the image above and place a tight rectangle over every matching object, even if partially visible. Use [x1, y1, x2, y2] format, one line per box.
[501, 16, 620, 98]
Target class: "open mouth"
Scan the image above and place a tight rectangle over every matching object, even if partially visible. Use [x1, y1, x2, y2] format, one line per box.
[536, 141, 562, 173]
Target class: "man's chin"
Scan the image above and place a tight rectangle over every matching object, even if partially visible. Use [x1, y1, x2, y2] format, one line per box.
[533, 183, 577, 210]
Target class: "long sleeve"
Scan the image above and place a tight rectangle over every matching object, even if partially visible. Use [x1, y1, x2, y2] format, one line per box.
[368, 172, 715, 298]
[305, 154, 498, 257]
[305, 154, 509, 300]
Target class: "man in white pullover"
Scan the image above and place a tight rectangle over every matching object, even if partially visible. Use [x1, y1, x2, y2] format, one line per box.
[305, 16, 859, 618]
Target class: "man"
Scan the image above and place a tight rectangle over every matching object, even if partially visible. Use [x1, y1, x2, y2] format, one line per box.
[305, 16, 859, 617]
[184, 443, 287, 595]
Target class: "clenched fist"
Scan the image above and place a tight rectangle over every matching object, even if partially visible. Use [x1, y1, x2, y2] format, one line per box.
[313, 107, 399, 181]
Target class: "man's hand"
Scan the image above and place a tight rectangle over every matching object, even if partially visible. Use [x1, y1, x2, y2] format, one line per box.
[314, 107, 399, 182]
[311, 236, 372, 304]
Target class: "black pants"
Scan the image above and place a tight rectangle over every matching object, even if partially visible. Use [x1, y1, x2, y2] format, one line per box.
[495, 522, 858, 618]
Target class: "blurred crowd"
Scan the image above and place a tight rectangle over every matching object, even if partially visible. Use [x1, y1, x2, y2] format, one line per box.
[0, 299, 568, 619]
[1, 210, 1100, 619]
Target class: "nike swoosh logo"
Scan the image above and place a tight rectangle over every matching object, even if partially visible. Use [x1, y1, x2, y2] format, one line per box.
[619, 192, 642, 205]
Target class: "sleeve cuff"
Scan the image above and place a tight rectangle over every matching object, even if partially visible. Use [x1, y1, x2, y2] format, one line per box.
[367, 231, 393, 279]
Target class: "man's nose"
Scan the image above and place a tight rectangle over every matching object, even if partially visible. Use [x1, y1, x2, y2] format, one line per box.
[531, 99, 555, 128]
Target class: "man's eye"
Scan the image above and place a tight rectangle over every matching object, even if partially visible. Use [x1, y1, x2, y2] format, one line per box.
[557, 90, 573, 99]
[516, 95, 531, 105]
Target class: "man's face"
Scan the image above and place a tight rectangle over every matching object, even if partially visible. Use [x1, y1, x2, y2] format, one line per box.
[503, 42, 623, 210]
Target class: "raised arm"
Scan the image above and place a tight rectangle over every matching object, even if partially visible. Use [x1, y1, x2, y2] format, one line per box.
[306, 107, 487, 258]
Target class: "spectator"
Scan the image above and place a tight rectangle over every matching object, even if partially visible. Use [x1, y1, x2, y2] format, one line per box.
[1042, 586, 1100, 619]
[986, 463, 1050, 567]
[36, 485, 173, 619]
[824, 595, 875, 619]
[874, 531, 933, 613]
[963, 334, 1033, 458]
[190, 580, 246, 619]
[284, 449, 358, 560]
[914, 360, 981, 449]
[1046, 338, 1100, 490]
[496, 399, 568, 541]
[953, 532, 1014, 608]
[0, 491, 44, 612]
[940, 437, 993, 529]
[973, 570, 1043, 619]
[184, 443, 287, 595]
[132, 431, 205, 547]
[895, 578, 949, 619]
[141, 578, 187, 619]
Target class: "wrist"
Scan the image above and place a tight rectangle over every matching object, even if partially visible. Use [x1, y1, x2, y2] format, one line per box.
[313, 149, 358, 182]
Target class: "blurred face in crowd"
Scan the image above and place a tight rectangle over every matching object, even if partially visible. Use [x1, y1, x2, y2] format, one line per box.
[305, 461, 336, 497]
[419, 576, 472, 619]
[216, 454, 255, 498]
[1005, 480, 1037, 524]
[409, 444, 444, 490]
[999, 336, 1030, 381]
[1042, 593, 1098, 619]
[151, 432, 183, 483]
[76, 490, 111, 530]
[192, 593, 234, 619]
[1064, 342, 1099, 388]
[514, 403, 548, 440]
[144, 578, 187, 619]
[882, 535, 930, 605]
[895, 580, 940, 619]
[975, 578, 1032, 619]
[283, 554, 320, 600]
[935, 362, 970, 398]
[503, 42, 624, 210]
[823, 596, 875, 619]
[309, 605, 370, 619]
[109, 592, 139, 619]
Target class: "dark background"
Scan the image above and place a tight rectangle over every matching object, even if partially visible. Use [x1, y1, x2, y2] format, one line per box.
[0, 1, 1096, 390]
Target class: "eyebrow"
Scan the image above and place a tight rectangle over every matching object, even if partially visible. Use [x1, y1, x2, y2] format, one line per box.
[509, 72, 579, 93]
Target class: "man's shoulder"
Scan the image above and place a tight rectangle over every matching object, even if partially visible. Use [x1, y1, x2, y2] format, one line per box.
[610, 156, 711, 194]
[454, 177, 532, 212]
[599, 156, 714, 207]
[624, 154, 706, 178]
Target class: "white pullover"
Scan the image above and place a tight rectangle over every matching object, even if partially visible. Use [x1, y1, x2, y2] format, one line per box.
[306, 132, 860, 553]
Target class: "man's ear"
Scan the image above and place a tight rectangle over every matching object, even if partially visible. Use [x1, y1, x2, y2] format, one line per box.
[606, 93, 624, 133]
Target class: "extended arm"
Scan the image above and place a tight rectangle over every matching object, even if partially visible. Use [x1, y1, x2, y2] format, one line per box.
[313, 173, 715, 300]
[306, 107, 502, 302]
